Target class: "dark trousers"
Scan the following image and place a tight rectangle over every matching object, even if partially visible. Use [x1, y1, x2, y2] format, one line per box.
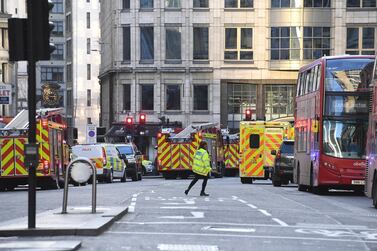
[187, 173, 208, 194]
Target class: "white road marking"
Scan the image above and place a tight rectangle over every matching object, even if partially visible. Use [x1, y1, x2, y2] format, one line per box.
[107, 231, 377, 243]
[258, 209, 272, 217]
[272, 218, 289, 227]
[131, 198, 137, 202]
[163, 200, 195, 205]
[204, 198, 210, 202]
[128, 193, 140, 213]
[203, 226, 256, 233]
[160, 206, 198, 210]
[238, 199, 247, 204]
[247, 204, 257, 209]
[232, 196, 238, 200]
[157, 244, 218, 251]
[295, 223, 369, 230]
[116, 221, 374, 231]
[145, 196, 150, 201]
[218, 198, 224, 202]
[160, 212, 205, 219]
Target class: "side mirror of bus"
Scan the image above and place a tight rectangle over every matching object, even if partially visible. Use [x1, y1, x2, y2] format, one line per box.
[271, 150, 277, 155]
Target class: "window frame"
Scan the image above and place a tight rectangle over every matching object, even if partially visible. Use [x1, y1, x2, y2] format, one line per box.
[346, 27, 376, 55]
[224, 27, 253, 61]
[165, 84, 181, 111]
[193, 26, 209, 60]
[224, 0, 254, 9]
[193, 85, 209, 111]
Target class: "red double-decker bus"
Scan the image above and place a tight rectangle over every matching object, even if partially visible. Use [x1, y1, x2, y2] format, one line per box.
[294, 55, 374, 194]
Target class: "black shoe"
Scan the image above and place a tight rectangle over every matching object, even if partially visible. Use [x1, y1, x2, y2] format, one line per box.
[185, 190, 189, 195]
[200, 192, 209, 196]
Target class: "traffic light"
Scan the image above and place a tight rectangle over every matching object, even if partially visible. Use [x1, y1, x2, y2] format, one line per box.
[126, 117, 133, 125]
[245, 109, 252, 121]
[139, 113, 146, 125]
[8, 0, 55, 61]
[29, 0, 55, 61]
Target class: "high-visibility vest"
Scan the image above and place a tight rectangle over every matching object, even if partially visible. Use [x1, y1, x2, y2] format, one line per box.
[192, 148, 211, 176]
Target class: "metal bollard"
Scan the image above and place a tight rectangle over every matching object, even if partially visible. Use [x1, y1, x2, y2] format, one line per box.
[62, 157, 97, 214]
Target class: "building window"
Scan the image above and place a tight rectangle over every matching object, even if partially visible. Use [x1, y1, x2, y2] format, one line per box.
[51, 0, 64, 13]
[166, 26, 181, 61]
[166, 0, 181, 8]
[271, 27, 300, 60]
[140, 0, 153, 9]
[193, 27, 209, 60]
[1, 63, 8, 83]
[194, 0, 209, 8]
[0, 28, 8, 49]
[123, 26, 131, 61]
[166, 85, 181, 110]
[86, 12, 91, 29]
[193, 85, 208, 110]
[141, 85, 154, 110]
[66, 39, 72, 61]
[87, 38, 91, 54]
[87, 64, 91, 80]
[224, 0, 253, 8]
[52, 21, 64, 36]
[66, 64, 72, 82]
[65, 14, 71, 33]
[140, 26, 154, 61]
[303, 27, 331, 59]
[227, 83, 257, 129]
[304, 0, 331, 7]
[265, 85, 295, 121]
[0, 0, 5, 13]
[66, 90, 72, 109]
[272, 0, 301, 7]
[51, 43, 64, 60]
[87, 89, 91, 107]
[122, 0, 130, 9]
[346, 27, 375, 55]
[41, 67, 64, 83]
[123, 84, 131, 111]
[347, 0, 376, 7]
[225, 28, 253, 61]
[87, 117, 92, 124]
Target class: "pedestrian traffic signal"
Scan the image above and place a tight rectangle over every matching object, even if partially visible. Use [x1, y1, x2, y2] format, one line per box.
[245, 109, 252, 121]
[139, 113, 146, 125]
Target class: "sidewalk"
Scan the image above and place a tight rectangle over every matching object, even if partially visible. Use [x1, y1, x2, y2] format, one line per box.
[0, 206, 128, 237]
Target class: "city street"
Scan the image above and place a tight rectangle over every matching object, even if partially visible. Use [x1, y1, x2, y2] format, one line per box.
[1, 177, 377, 250]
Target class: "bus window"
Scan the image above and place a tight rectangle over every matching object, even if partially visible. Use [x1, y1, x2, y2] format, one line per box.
[312, 65, 318, 92]
[249, 134, 260, 149]
[316, 64, 322, 91]
[305, 69, 312, 94]
[297, 73, 302, 96]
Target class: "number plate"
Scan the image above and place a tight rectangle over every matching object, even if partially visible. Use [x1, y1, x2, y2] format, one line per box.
[351, 180, 365, 185]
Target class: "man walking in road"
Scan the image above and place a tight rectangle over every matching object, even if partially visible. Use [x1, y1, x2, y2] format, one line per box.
[185, 141, 211, 196]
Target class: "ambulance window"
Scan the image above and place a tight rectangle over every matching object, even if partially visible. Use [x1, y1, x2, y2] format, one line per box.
[249, 134, 260, 149]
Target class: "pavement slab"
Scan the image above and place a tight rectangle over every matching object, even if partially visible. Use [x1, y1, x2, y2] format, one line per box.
[0, 240, 81, 251]
[0, 206, 128, 237]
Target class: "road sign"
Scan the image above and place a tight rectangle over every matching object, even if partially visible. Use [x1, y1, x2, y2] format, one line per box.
[0, 84, 12, 105]
[86, 124, 97, 144]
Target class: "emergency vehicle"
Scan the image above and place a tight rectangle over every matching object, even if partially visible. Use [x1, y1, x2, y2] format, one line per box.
[157, 123, 225, 179]
[223, 133, 239, 177]
[71, 144, 127, 183]
[239, 121, 292, 184]
[0, 109, 69, 190]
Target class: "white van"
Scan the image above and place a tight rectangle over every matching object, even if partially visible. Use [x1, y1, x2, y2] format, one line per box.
[71, 144, 126, 183]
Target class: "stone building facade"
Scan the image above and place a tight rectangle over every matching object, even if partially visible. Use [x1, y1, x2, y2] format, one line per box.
[99, 0, 376, 133]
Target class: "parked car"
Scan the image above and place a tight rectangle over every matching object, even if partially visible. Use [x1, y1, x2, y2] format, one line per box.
[271, 140, 294, 187]
[115, 143, 143, 181]
[71, 144, 126, 183]
[142, 159, 157, 175]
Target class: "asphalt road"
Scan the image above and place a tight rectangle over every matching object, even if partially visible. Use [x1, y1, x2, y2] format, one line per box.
[1, 177, 377, 250]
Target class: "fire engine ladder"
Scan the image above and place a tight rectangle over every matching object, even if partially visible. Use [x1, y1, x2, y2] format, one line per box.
[4, 108, 64, 130]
